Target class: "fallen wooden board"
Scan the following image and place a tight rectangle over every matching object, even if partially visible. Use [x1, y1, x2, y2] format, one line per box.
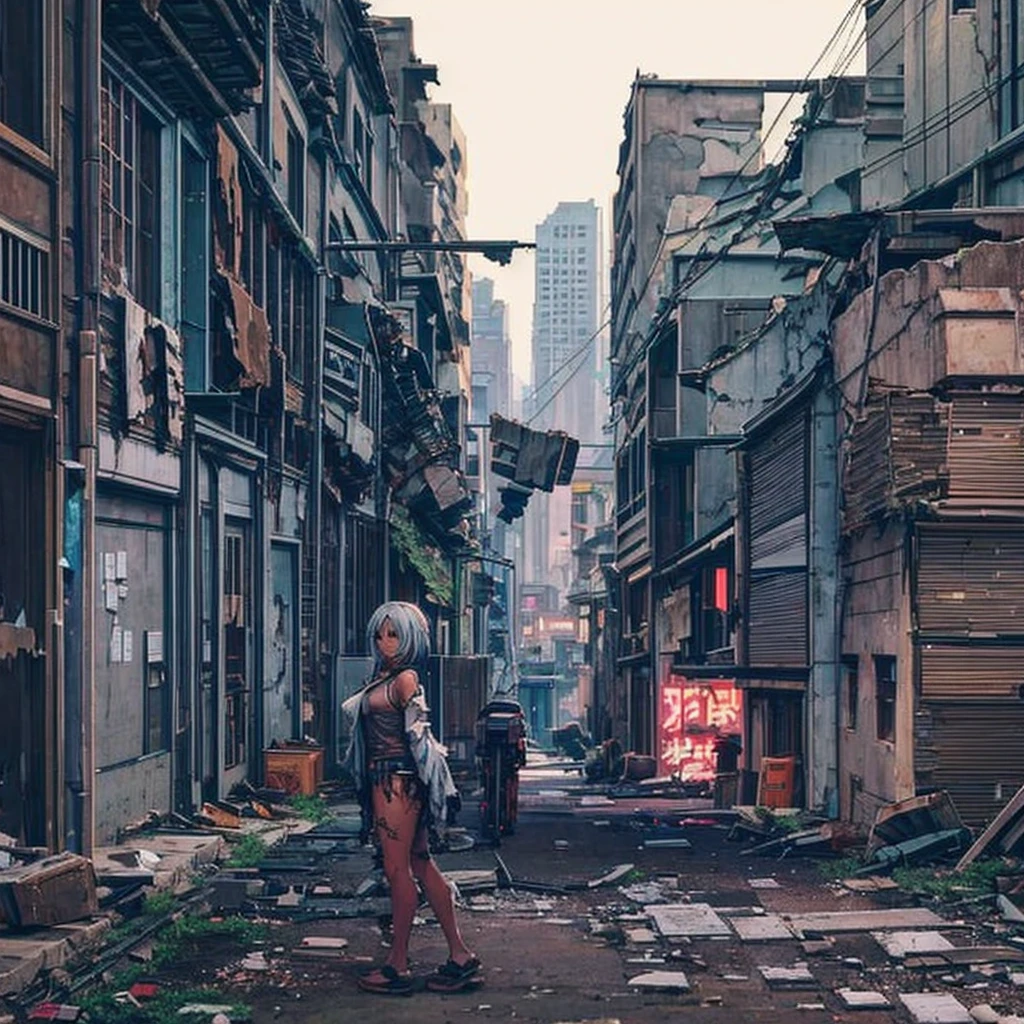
[903, 946, 1024, 968]
[783, 908, 953, 934]
[955, 782, 1024, 871]
[867, 791, 965, 857]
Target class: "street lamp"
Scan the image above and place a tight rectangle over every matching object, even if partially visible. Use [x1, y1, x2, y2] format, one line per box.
[325, 239, 535, 266]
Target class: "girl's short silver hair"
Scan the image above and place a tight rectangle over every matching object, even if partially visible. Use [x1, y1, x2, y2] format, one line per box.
[366, 601, 430, 672]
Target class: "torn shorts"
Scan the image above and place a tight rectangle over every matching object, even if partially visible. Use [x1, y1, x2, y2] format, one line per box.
[368, 754, 426, 806]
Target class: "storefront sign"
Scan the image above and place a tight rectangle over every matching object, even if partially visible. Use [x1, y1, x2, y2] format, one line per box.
[658, 673, 742, 781]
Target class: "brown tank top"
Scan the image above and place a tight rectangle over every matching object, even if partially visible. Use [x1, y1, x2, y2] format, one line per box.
[362, 677, 408, 761]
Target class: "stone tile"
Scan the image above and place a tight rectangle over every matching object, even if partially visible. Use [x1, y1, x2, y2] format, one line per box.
[837, 988, 891, 1009]
[872, 930, 956, 959]
[730, 914, 795, 942]
[758, 963, 817, 989]
[646, 903, 731, 939]
[785, 907, 948, 934]
[898, 992, 972, 1023]
[627, 970, 690, 992]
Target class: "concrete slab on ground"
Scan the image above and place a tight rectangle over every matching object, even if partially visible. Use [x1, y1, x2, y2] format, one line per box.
[898, 992, 972, 1023]
[784, 907, 949, 934]
[627, 970, 691, 992]
[729, 914, 794, 942]
[646, 903, 731, 938]
[0, 919, 111, 997]
[872, 930, 956, 959]
[758, 963, 817, 989]
[837, 988, 892, 1009]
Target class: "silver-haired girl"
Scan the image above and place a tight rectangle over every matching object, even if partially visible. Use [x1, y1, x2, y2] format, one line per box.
[341, 600, 480, 995]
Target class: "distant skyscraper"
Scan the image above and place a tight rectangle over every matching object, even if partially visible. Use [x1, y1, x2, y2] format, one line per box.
[526, 200, 604, 592]
[471, 277, 514, 557]
[471, 277, 511, 425]
[530, 200, 602, 443]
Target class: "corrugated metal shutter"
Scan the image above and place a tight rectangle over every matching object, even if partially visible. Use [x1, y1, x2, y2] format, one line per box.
[919, 645, 1024, 699]
[917, 526, 1024, 635]
[919, 701, 1024, 827]
[947, 394, 1024, 503]
[747, 414, 808, 668]
[749, 415, 807, 538]
[748, 572, 807, 666]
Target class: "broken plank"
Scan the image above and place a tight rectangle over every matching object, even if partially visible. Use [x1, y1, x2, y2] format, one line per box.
[783, 908, 954, 934]
[955, 782, 1024, 870]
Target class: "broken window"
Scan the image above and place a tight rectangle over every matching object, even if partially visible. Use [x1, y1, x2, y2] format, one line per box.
[874, 654, 896, 742]
[181, 144, 208, 392]
[278, 247, 312, 385]
[285, 116, 303, 226]
[223, 525, 251, 770]
[843, 656, 858, 731]
[0, 0, 43, 146]
[101, 71, 162, 313]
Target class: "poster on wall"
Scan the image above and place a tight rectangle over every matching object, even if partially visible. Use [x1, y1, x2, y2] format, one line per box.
[658, 664, 743, 782]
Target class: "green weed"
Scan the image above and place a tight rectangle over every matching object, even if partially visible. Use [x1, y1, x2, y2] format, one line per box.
[289, 792, 333, 824]
[143, 889, 177, 916]
[815, 855, 865, 881]
[892, 858, 1007, 900]
[225, 833, 267, 868]
[78, 983, 250, 1024]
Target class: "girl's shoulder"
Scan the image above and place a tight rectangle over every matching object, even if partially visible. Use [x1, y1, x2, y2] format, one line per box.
[391, 667, 420, 706]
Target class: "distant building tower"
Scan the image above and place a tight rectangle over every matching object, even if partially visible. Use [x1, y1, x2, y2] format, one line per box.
[471, 277, 511, 425]
[471, 277, 514, 558]
[526, 199, 604, 593]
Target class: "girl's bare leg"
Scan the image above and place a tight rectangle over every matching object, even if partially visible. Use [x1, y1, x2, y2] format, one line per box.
[362, 781, 420, 983]
[411, 829, 476, 966]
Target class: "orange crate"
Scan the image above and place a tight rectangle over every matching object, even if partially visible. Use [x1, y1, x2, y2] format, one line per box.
[756, 755, 796, 809]
[264, 747, 323, 795]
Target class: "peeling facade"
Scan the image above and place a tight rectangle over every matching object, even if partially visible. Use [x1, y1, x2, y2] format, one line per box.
[0, 0, 482, 854]
[833, 233, 1024, 828]
[608, 0, 1024, 833]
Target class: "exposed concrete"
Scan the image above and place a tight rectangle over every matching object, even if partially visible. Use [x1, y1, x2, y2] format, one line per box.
[837, 988, 891, 1009]
[0, 919, 111, 997]
[872, 929, 956, 959]
[898, 992, 972, 1024]
[784, 907, 949, 934]
[647, 903, 731, 938]
[729, 915, 794, 942]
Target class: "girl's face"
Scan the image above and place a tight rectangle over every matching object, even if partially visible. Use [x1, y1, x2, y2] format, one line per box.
[375, 618, 401, 665]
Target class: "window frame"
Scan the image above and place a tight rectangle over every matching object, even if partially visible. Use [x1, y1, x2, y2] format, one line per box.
[0, 0, 46, 153]
[842, 655, 859, 732]
[100, 68, 164, 313]
[874, 654, 896, 743]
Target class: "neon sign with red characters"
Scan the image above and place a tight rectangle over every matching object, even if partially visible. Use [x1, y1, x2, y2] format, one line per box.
[658, 675, 742, 780]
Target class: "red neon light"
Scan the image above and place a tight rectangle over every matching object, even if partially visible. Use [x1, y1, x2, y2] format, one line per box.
[714, 566, 728, 612]
[658, 679, 742, 781]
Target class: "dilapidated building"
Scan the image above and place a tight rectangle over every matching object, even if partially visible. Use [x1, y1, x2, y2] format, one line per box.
[0, 0, 482, 854]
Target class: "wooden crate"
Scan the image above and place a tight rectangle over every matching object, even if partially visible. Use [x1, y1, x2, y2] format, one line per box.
[0, 851, 98, 927]
[264, 746, 323, 795]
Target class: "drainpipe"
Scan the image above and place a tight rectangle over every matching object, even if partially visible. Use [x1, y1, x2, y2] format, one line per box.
[312, 153, 326, 747]
[74, 0, 101, 858]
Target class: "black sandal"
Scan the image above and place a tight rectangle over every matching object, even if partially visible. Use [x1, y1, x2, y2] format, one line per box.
[357, 964, 415, 995]
[425, 956, 482, 992]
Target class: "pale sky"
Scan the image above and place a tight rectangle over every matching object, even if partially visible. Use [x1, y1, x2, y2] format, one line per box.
[366, 0, 866, 385]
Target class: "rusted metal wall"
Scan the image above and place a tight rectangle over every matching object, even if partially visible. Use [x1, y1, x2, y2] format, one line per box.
[917, 525, 1024, 643]
[915, 522, 1024, 826]
[946, 393, 1024, 504]
[915, 702, 1024, 828]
